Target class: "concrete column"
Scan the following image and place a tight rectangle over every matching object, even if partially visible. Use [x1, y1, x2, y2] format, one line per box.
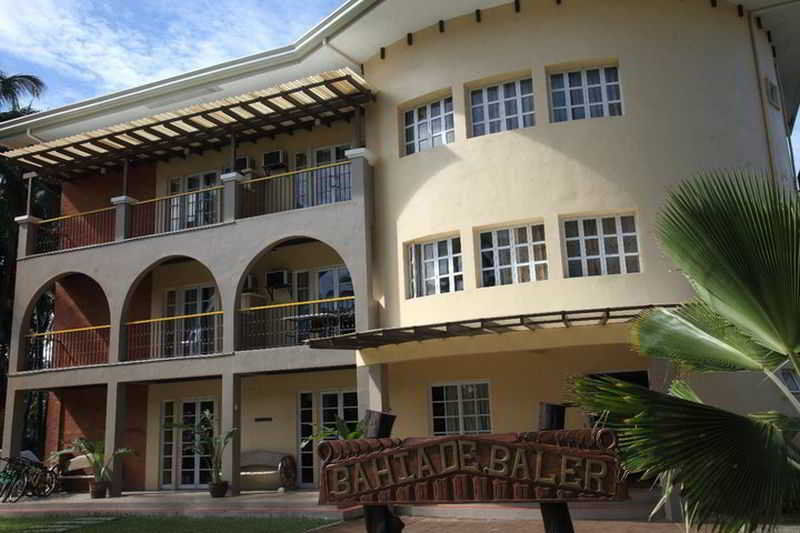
[221, 373, 241, 496]
[220, 172, 244, 223]
[357, 363, 388, 419]
[14, 215, 40, 258]
[104, 381, 127, 497]
[110, 196, 137, 241]
[2, 387, 25, 457]
[344, 150, 376, 331]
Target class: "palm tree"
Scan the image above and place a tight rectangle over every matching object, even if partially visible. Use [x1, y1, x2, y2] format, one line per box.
[573, 170, 800, 532]
[0, 71, 46, 111]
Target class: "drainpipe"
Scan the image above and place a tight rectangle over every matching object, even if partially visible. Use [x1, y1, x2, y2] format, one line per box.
[25, 127, 45, 143]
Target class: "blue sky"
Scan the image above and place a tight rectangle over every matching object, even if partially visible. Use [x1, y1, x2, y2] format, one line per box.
[0, 0, 798, 168]
[0, 0, 345, 108]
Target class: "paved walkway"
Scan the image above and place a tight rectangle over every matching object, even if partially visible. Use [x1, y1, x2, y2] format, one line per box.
[0, 490, 359, 521]
[325, 517, 686, 532]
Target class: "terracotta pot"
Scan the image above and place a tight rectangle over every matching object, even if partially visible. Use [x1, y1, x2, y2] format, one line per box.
[208, 481, 229, 498]
[89, 481, 109, 499]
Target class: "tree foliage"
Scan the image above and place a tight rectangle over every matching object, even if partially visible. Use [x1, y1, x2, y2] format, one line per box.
[573, 171, 800, 532]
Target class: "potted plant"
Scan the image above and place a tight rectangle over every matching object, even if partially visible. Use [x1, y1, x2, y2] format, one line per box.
[52, 438, 134, 498]
[301, 415, 366, 448]
[179, 410, 238, 498]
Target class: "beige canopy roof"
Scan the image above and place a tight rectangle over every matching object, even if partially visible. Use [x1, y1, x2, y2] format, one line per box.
[1, 68, 372, 179]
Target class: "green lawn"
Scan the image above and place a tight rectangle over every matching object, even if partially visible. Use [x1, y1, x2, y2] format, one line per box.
[0, 515, 335, 532]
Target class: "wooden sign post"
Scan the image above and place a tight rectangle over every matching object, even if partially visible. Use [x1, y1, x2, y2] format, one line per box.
[319, 428, 625, 532]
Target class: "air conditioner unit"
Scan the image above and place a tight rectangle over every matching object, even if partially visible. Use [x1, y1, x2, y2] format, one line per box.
[235, 156, 254, 173]
[242, 273, 259, 293]
[263, 150, 287, 170]
[266, 270, 291, 290]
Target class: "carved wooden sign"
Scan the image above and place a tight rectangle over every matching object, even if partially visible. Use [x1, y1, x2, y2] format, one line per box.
[318, 429, 625, 506]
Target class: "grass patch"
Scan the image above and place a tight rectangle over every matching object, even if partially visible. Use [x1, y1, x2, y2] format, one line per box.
[0, 515, 75, 530]
[78, 516, 334, 532]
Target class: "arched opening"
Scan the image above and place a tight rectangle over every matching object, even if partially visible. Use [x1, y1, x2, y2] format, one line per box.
[122, 256, 222, 361]
[236, 237, 355, 351]
[22, 273, 110, 371]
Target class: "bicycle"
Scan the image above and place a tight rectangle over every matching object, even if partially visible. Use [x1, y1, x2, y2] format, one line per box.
[0, 458, 29, 503]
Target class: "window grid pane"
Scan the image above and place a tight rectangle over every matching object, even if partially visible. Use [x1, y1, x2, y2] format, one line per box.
[551, 66, 622, 123]
[408, 237, 463, 298]
[431, 382, 491, 436]
[480, 224, 548, 287]
[405, 97, 455, 156]
[471, 78, 535, 138]
[563, 215, 640, 277]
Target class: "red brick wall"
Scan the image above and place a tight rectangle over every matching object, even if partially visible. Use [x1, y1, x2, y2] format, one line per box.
[52, 275, 110, 368]
[56, 163, 156, 248]
[60, 163, 157, 216]
[125, 273, 153, 361]
[45, 384, 148, 491]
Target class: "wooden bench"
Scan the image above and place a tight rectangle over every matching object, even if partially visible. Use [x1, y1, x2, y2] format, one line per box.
[240, 450, 297, 491]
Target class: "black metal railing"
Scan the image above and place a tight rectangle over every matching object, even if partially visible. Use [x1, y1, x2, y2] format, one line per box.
[237, 161, 351, 219]
[237, 296, 355, 350]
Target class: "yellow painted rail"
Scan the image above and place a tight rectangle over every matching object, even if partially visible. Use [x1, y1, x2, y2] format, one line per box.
[240, 160, 350, 185]
[135, 184, 224, 205]
[125, 310, 223, 326]
[26, 324, 111, 338]
[37, 207, 115, 224]
[240, 295, 354, 313]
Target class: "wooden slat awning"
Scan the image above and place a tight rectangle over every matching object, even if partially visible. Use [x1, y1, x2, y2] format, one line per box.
[308, 304, 679, 350]
[2, 68, 372, 179]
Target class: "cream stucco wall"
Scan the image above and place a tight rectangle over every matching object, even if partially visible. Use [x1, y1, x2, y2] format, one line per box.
[362, 0, 789, 329]
[386, 343, 646, 439]
[143, 369, 356, 490]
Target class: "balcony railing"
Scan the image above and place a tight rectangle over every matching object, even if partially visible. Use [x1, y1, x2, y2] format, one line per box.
[237, 161, 352, 219]
[130, 186, 223, 238]
[237, 296, 355, 351]
[125, 311, 223, 361]
[23, 325, 110, 370]
[35, 208, 115, 254]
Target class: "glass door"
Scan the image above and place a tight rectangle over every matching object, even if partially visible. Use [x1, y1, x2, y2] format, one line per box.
[167, 172, 219, 230]
[297, 392, 315, 487]
[160, 398, 216, 489]
[164, 286, 218, 357]
[317, 266, 355, 335]
[320, 390, 359, 435]
[179, 399, 215, 488]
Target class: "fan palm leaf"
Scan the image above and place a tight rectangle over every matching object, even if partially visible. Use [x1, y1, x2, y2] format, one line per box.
[574, 377, 800, 532]
[634, 303, 786, 372]
[656, 171, 800, 357]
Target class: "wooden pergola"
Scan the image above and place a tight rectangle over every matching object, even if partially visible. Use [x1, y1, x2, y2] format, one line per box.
[1, 68, 373, 181]
[308, 304, 678, 350]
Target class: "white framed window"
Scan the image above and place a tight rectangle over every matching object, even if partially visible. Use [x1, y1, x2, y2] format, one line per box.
[403, 96, 455, 155]
[408, 237, 463, 298]
[563, 215, 640, 278]
[779, 369, 800, 400]
[550, 66, 622, 123]
[479, 224, 548, 287]
[167, 171, 220, 230]
[470, 77, 534, 137]
[431, 382, 491, 436]
[294, 144, 351, 170]
[320, 390, 359, 435]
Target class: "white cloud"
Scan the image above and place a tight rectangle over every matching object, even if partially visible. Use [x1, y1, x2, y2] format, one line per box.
[0, 0, 339, 97]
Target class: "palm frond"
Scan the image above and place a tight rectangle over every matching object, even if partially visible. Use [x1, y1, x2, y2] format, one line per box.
[633, 303, 786, 372]
[657, 171, 800, 357]
[573, 376, 800, 532]
[0, 71, 46, 110]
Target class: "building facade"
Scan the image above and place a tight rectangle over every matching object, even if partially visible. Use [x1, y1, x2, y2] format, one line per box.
[0, 0, 798, 497]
